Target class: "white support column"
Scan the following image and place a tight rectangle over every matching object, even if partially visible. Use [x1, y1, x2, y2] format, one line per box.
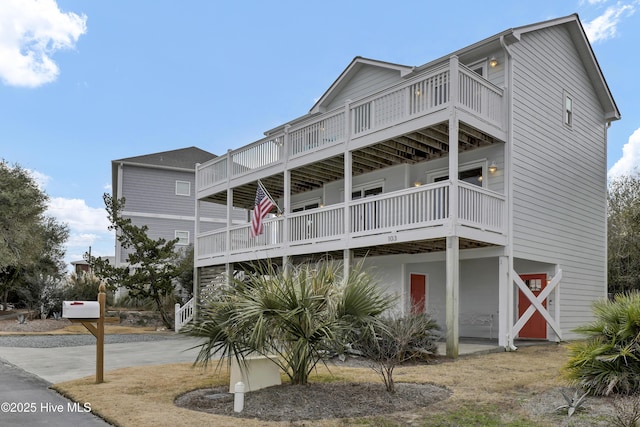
[506, 259, 516, 350]
[343, 249, 351, 281]
[445, 236, 459, 358]
[553, 265, 561, 342]
[498, 256, 508, 347]
[193, 163, 201, 320]
[344, 150, 352, 237]
[226, 149, 233, 257]
[445, 55, 460, 358]
[283, 169, 291, 253]
[283, 255, 290, 277]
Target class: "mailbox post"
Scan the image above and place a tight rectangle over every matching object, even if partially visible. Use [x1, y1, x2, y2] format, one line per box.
[62, 283, 118, 384]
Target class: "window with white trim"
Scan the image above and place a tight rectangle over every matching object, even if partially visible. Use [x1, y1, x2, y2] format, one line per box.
[564, 91, 573, 128]
[291, 199, 321, 213]
[467, 59, 486, 77]
[175, 180, 190, 196]
[351, 180, 384, 200]
[427, 160, 487, 188]
[175, 230, 189, 245]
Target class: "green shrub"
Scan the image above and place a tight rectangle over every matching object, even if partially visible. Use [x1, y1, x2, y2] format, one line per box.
[564, 292, 640, 396]
[183, 260, 395, 385]
[352, 311, 440, 393]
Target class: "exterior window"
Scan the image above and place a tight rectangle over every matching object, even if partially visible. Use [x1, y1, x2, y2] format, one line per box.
[432, 166, 484, 187]
[467, 60, 486, 77]
[351, 182, 384, 200]
[351, 182, 384, 231]
[292, 202, 320, 213]
[176, 181, 190, 196]
[175, 231, 189, 245]
[564, 92, 573, 127]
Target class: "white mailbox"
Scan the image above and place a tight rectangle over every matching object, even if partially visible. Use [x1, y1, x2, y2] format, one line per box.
[63, 301, 100, 319]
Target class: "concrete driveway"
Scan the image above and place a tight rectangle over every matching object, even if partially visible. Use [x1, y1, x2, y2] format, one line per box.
[0, 334, 203, 426]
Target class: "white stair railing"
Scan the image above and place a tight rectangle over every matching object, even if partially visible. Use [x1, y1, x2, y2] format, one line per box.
[174, 297, 194, 332]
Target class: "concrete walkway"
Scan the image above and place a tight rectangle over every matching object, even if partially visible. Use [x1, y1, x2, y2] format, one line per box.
[0, 335, 204, 426]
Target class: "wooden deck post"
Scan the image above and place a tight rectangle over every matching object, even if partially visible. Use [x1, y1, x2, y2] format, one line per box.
[96, 283, 105, 383]
[68, 283, 118, 384]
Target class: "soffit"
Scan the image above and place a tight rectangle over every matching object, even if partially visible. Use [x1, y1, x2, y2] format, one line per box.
[205, 122, 500, 210]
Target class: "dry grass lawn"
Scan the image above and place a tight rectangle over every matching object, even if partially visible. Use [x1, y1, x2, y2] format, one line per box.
[52, 343, 590, 427]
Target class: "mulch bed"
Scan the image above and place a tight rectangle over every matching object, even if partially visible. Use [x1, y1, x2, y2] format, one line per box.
[175, 381, 451, 421]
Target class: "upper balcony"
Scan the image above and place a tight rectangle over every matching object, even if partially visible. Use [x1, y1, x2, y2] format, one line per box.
[196, 180, 507, 266]
[196, 56, 505, 201]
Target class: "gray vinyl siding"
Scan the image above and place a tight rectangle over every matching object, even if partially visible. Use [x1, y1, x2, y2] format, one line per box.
[510, 26, 607, 336]
[121, 166, 196, 216]
[119, 216, 226, 263]
[117, 164, 233, 264]
[121, 164, 232, 220]
[324, 66, 402, 111]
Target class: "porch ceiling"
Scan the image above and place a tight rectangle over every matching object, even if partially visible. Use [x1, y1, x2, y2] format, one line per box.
[205, 122, 500, 210]
[287, 238, 496, 264]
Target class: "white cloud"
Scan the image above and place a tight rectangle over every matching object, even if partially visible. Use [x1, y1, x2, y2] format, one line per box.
[0, 0, 87, 87]
[583, 2, 636, 43]
[46, 197, 114, 268]
[47, 197, 110, 233]
[27, 169, 51, 189]
[609, 128, 640, 178]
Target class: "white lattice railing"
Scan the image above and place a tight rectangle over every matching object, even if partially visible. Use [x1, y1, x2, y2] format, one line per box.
[174, 298, 194, 332]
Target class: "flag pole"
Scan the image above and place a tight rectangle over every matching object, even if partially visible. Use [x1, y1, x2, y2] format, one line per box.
[258, 180, 282, 214]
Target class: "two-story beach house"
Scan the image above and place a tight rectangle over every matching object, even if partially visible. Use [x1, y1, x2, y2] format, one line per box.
[112, 147, 244, 301]
[192, 14, 619, 356]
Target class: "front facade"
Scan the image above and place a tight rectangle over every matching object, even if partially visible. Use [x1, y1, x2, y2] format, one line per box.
[194, 15, 619, 356]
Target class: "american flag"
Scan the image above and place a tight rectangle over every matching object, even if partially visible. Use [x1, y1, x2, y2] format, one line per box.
[250, 182, 274, 237]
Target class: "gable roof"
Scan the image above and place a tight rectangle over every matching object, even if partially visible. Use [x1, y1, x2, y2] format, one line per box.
[113, 146, 216, 170]
[511, 13, 620, 122]
[111, 146, 216, 199]
[267, 14, 619, 138]
[309, 56, 414, 115]
[411, 13, 619, 122]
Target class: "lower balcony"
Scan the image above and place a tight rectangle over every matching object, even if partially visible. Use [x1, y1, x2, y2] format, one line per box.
[196, 181, 506, 266]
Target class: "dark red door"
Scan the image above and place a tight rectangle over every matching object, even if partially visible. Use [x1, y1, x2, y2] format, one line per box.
[518, 274, 547, 339]
[410, 274, 426, 314]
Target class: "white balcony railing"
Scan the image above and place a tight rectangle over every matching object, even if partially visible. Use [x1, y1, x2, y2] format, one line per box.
[196, 182, 505, 261]
[350, 183, 449, 234]
[458, 182, 505, 232]
[196, 58, 504, 195]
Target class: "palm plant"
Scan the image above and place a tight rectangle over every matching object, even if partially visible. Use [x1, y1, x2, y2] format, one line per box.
[183, 260, 394, 385]
[564, 292, 640, 396]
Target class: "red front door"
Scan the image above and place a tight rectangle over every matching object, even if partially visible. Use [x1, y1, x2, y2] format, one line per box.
[518, 274, 547, 339]
[410, 274, 426, 314]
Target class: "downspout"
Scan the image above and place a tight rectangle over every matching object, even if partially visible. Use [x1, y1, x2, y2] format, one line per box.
[500, 34, 518, 352]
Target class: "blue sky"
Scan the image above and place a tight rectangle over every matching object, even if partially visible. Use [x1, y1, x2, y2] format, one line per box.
[1, 0, 639, 270]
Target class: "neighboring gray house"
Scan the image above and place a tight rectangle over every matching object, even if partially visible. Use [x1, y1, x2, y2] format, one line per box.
[112, 147, 243, 300]
[193, 14, 620, 356]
